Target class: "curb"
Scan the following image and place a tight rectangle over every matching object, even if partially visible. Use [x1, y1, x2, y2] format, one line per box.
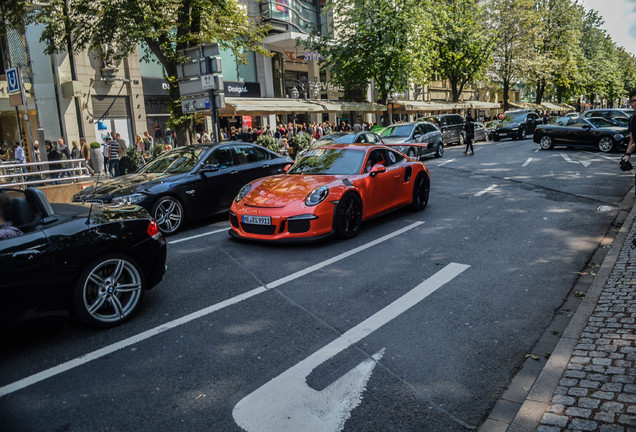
[479, 187, 636, 432]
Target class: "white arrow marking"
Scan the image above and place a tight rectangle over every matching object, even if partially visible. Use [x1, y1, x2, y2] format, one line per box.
[560, 153, 591, 167]
[232, 263, 470, 432]
[474, 184, 497, 197]
[522, 157, 533, 167]
[438, 158, 455, 167]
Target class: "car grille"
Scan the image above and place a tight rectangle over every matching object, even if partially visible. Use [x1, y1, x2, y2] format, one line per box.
[241, 223, 276, 235]
[229, 212, 239, 228]
[288, 219, 310, 233]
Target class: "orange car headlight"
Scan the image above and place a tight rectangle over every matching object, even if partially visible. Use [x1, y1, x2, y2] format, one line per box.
[235, 183, 251, 202]
[305, 186, 329, 206]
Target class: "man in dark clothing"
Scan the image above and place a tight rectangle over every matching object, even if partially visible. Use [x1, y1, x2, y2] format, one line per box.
[237, 128, 251, 142]
[619, 89, 636, 185]
[0, 194, 23, 240]
[463, 115, 475, 156]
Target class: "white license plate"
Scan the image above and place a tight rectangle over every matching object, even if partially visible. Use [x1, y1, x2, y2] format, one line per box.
[242, 215, 271, 225]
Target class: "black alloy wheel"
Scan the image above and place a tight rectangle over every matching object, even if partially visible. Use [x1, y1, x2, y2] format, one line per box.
[407, 148, 417, 158]
[411, 173, 430, 211]
[598, 136, 615, 153]
[539, 135, 554, 150]
[435, 143, 444, 158]
[334, 193, 363, 239]
[72, 254, 145, 328]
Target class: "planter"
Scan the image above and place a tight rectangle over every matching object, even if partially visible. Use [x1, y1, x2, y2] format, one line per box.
[90, 148, 104, 174]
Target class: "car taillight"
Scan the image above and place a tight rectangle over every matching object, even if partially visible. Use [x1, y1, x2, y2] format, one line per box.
[147, 219, 161, 239]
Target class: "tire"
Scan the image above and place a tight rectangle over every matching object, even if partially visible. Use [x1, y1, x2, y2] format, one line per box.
[411, 173, 430, 211]
[152, 196, 184, 235]
[407, 148, 416, 158]
[72, 254, 145, 328]
[493, 135, 500, 142]
[458, 133, 465, 147]
[334, 193, 363, 239]
[539, 135, 554, 150]
[598, 136, 615, 153]
[434, 143, 444, 158]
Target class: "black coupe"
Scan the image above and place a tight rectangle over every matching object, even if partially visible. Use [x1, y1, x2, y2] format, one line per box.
[1, 187, 167, 328]
[74, 143, 293, 234]
[533, 117, 629, 153]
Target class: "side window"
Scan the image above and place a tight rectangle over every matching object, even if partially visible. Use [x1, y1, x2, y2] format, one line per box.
[365, 149, 385, 172]
[368, 134, 381, 143]
[357, 134, 368, 143]
[234, 145, 268, 164]
[205, 147, 235, 168]
[415, 124, 425, 136]
[450, 115, 462, 125]
[385, 149, 403, 166]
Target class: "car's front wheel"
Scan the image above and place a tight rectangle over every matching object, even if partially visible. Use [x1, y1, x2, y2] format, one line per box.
[458, 133, 465, 147]
[407, 147, 417, 158]
[73, 254, 145, 328]
[152, 196, 184, 235]
[411, 173, 430, 211]
[539, 135, 554, 150]
[519, 128, 527, 140]
[434, 143, 444, 158]
[598, 136, 615, 153]
[334, 193, 363, 239]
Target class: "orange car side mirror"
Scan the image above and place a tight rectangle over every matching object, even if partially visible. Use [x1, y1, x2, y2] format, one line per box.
[369, 164, 386, 177]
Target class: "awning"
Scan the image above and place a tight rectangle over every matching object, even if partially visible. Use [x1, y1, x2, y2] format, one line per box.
[508, 102, 542, 110]
[392, 100, 471, 113]
[319, 101, 386, 113]
[219, 97, 325, 117]
[467, 101, 501, 109]
[218, 97, 387, 117]
[541, 102, 561, 110]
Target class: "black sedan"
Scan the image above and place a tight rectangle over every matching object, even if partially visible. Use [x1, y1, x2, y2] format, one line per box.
[1, 187, 167, 328]
[491, 111, 541, 141]
[379, 121, 444, 159]
[74, 143, 293, 234]
[533, 117, 629, 153]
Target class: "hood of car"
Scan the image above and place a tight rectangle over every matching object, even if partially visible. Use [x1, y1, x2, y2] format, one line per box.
[496, 122, 520, 130]
[243, 174, 342, 208]
[74, 172, 184, 201]
[381, 136, 410, 144]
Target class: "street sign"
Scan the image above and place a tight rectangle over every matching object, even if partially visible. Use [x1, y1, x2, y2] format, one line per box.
[6, 68, 21, 93]
[201, 74, 223, 91]
[179, 43, 221, 62]
[177, 61, 208, 80]
[178, 78, 205, 97]
[181, 94, 210, 113]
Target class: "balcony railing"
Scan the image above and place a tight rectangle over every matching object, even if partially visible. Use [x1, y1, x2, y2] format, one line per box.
[259, 0, 321, 34]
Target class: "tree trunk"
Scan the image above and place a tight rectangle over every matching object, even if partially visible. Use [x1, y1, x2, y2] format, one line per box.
[502, 79, 510, 113]
[535, 80, 545, 105]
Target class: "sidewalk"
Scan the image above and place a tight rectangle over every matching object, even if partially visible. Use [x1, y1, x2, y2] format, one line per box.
[481, 190, 636, 432]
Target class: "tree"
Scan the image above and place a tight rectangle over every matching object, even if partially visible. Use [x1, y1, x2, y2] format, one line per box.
[427, 0, 494, 102]
[15, 0, 269, 144]
[486, 0, 539, 112]
[308, 0, 431, 125]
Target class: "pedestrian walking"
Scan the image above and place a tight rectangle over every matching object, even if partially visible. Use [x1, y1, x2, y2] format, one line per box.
[106, 137, 120, 177]
[463, 115, 475, 156]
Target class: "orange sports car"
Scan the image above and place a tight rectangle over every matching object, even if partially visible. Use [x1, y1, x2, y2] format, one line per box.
[228, 143, 430, 242]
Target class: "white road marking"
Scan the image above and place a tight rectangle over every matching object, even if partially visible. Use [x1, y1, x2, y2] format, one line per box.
[232, 263, 470, 432]
[169, 227, 229, 244]
[560, 153, 591, 167]
[534, 148, 540, 153]
[0, 221, 424, 398]
[522, 157, 533, 167]
[437, 158, 455, 167]
[474, 184, 497, 197]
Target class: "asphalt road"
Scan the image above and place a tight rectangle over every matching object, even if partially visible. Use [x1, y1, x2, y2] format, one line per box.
[1, 137, 633, 432]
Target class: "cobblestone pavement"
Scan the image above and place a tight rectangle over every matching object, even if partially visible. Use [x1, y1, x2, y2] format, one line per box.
[537, 222, 636, 431]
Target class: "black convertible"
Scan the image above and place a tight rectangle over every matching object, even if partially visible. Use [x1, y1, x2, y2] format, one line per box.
[533, 117, 629, 152]
[74, 143, 293, 234]
[1, 187, 167, 328]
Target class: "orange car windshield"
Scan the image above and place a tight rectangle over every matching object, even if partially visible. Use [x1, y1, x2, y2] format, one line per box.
[288, 148, 365, 175]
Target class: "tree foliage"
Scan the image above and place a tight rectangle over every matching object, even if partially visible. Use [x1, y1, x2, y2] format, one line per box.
[308, 0, 431, 124]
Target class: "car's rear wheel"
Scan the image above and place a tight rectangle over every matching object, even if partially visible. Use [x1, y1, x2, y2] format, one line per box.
[334, 193, 362, 239]
[73, 254, 145, 328]
[407, 148, 417, 158]
[598, 136, 615, 153]
[519, 128, 527, 140]
[493, 135, 500, 142]
[458, 133, 465, 146]
[411, 173, 430, 211]
[152, 196, 184, 235]
[539, 135, 554, 150]
[434, 143, 444, 158]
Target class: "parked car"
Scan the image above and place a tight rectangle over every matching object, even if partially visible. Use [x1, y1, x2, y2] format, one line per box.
[581, 108, 632, 121]
[533, 117, 629, 152]
[491, 110, 541, 141]
[419, 114, 465, 146]
[297, 132, 383, 158]
[379, 121, 444, 158]
[473, 122, 488, 142]
[74, 143, 293, 235]
[484, 120, 502, 140]
[1, 187, 167, 328]
[229, 143, 430, 242]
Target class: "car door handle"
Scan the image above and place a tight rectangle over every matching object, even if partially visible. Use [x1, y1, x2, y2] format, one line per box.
[394, 174, 401, 179]
[262, 164, 270, 168]
[12, 250, 40, 260]
[230, 170, 239, 174]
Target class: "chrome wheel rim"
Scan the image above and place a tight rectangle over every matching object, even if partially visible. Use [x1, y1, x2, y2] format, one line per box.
[154, 198, 183, 233]
[540, 136, 552, 149]
[599, 137, 613, 152]
[82, 258, 142, 324]
[436, 144, 444, 157]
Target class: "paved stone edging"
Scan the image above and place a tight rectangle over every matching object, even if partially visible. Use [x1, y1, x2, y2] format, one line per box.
[508, 193, 636, 431]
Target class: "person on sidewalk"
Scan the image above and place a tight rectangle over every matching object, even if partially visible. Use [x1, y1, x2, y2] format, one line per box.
[463, 115, 475, 156]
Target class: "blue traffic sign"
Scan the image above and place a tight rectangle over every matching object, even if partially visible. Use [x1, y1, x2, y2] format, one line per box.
[6, 67, 21, 94]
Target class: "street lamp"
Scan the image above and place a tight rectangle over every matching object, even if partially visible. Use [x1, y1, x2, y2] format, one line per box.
[290, 86, 300, 100]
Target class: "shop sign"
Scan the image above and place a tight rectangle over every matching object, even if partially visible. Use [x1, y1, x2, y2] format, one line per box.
[284, 51, 323, 62]
[224, 81, 261, 98]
